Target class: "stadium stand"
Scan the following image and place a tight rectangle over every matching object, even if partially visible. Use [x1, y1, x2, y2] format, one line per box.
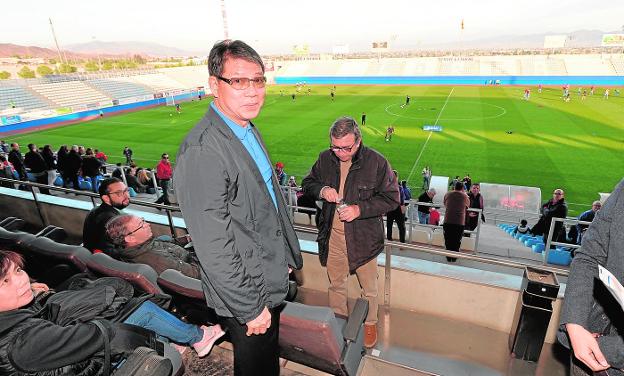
[610, 57, 624, 75]
[0, 84, 51, 111]
[89, 78, 153, 99]
[127, 73, 186, 93]
[157, 66, 210, 89]
[30, 81, 111, 107]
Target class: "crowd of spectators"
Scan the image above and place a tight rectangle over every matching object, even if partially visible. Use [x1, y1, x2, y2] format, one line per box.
[0, 140, 162, 198]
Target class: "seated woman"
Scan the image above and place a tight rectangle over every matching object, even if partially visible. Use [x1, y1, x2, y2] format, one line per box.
[0, 250, 224, 375]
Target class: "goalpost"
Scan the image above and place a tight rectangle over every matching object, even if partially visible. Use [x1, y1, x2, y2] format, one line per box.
[165, 95, 176, 106]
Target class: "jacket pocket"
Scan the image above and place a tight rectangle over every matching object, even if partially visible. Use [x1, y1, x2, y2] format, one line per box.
[358, 186, 375, 201]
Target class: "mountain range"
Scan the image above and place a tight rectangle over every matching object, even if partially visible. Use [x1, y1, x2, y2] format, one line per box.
[0, 29, 620, 59]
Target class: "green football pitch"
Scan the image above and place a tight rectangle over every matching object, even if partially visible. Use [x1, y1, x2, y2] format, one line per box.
[6, 85, 624, 215]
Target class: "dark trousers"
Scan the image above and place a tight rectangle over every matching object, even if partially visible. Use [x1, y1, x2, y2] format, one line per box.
[443, 223, 464, 261]
[220, 306, 281, 376]
[155, 179, 170, 205]
[386, 208, 406, 243]
[34, 173, 50, 195]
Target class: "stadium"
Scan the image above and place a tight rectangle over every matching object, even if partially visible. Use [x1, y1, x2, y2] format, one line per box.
[1, 2, 624, 375]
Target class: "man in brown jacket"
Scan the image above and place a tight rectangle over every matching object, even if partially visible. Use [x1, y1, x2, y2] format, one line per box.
[105, 214, 200, 278]
[443, 181, 470, 262]
[302, 116, 400, 348]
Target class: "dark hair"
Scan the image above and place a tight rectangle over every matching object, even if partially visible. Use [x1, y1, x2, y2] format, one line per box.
[27, 143, 36, 151]
[208, 40, 264, 77]
[520, 219, 528, 226]
[329, 116, 361, 141]
[98, 177, 123, 196]
[161, 153, 168, 159]
[0, 250, 24, 280]
[454, 181, 464, 190]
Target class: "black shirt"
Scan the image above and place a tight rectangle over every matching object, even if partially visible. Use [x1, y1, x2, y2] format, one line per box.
[82, 203, 120, 252]
[417, 191, 433, 213]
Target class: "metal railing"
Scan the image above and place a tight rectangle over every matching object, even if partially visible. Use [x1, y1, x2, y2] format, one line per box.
[543, 217, 592, 263]
[0, 176, 180, 236]
[0, 177, 569, 308]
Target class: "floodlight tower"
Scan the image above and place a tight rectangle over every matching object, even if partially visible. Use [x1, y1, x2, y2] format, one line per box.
[49, 18, 65, 65]
[220, 0, 229, 39]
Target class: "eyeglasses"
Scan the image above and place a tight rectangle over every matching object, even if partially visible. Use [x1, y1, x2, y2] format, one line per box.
[553, 192, 563, 196]
[163, 156, 169, 159]
[125, 219, 146, 238]
[107, 188, 129, 196]
[216, 76, 267, 90]
[330, 141, 358, 153]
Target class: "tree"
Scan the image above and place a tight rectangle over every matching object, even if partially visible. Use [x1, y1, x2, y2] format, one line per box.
[0, 71, 10, 80]
[17, 66, 35, 79]
[132, 54, 146, 64]
[102, 61, 114, 71]
[85, 61, 100, 72]
[36, 65, 54, 77]
[58, 63, 77, 74]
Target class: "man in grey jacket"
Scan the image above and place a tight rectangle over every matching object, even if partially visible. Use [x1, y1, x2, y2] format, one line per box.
[174, 40, 303, 376]
[559, 178, 624, 375]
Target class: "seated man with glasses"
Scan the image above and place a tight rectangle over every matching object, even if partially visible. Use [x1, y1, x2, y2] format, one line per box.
[105, 214, 200, 279]
[82, 177, 130, 254]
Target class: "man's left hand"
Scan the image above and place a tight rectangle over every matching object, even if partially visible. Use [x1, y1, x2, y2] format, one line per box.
[338, 205, 360, 222]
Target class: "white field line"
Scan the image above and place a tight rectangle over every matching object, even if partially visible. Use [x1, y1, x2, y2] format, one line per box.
[406, 87, 454, 184]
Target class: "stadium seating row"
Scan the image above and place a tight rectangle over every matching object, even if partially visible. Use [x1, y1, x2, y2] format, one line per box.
[498, 224, 571, 266]
[0, 217, 368, 376]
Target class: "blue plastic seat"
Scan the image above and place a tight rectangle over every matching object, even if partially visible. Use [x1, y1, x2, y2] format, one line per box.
[532, 243, 545, 253]
[547, 249, 572, 266]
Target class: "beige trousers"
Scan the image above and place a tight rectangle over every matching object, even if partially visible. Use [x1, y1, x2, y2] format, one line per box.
[327, 231, 379, 324]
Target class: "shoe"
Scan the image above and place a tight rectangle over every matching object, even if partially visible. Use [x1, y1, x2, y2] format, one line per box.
[364, 323, 378, 348]
[193, 324, 225, 358]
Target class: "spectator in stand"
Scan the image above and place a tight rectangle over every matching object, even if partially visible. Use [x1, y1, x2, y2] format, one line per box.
[83, 178, 129, 253]
[443, 182, 470, 262]
[0, 249, 225, 375]
[275, 162, 287, 186]
[77, 146, 85, 156]
[302, 116, 398, 349]
[0, 140, 8, 153]
[126, 163, 147, 193]
[24, 144, 50, 195]
[155, 153, 172, 206]
[465, 183, 485, 234]
[8, 143, 26, 181]
[123, 146, 133, 165]
[106, 214, 200, 278]
[41, 145, 57, 186]
[111, 163, 124, 180]
[63, 145, 83, 191]
[534, 188, 568, 247]
[0, 155, 16, 188]
[417, 188, 436, 224]
[558, 179, 624, 375]
[386, 170, 406, 243]
[81, 148, 102, 193]
[512, 219, 532, 236]
[428, 206, 441, 226]
[94, 149, 108, 174]
[137, 168, 153, 188]
[575, 201, 601, 245]
[401, 180, 412, 203]
[56, 145, 68, 186]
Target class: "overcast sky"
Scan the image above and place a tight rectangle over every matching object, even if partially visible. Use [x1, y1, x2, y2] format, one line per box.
[3, 0, 624, 54]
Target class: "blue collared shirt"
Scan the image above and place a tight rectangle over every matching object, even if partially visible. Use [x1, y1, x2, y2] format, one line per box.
[211, 102, 277, 209]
